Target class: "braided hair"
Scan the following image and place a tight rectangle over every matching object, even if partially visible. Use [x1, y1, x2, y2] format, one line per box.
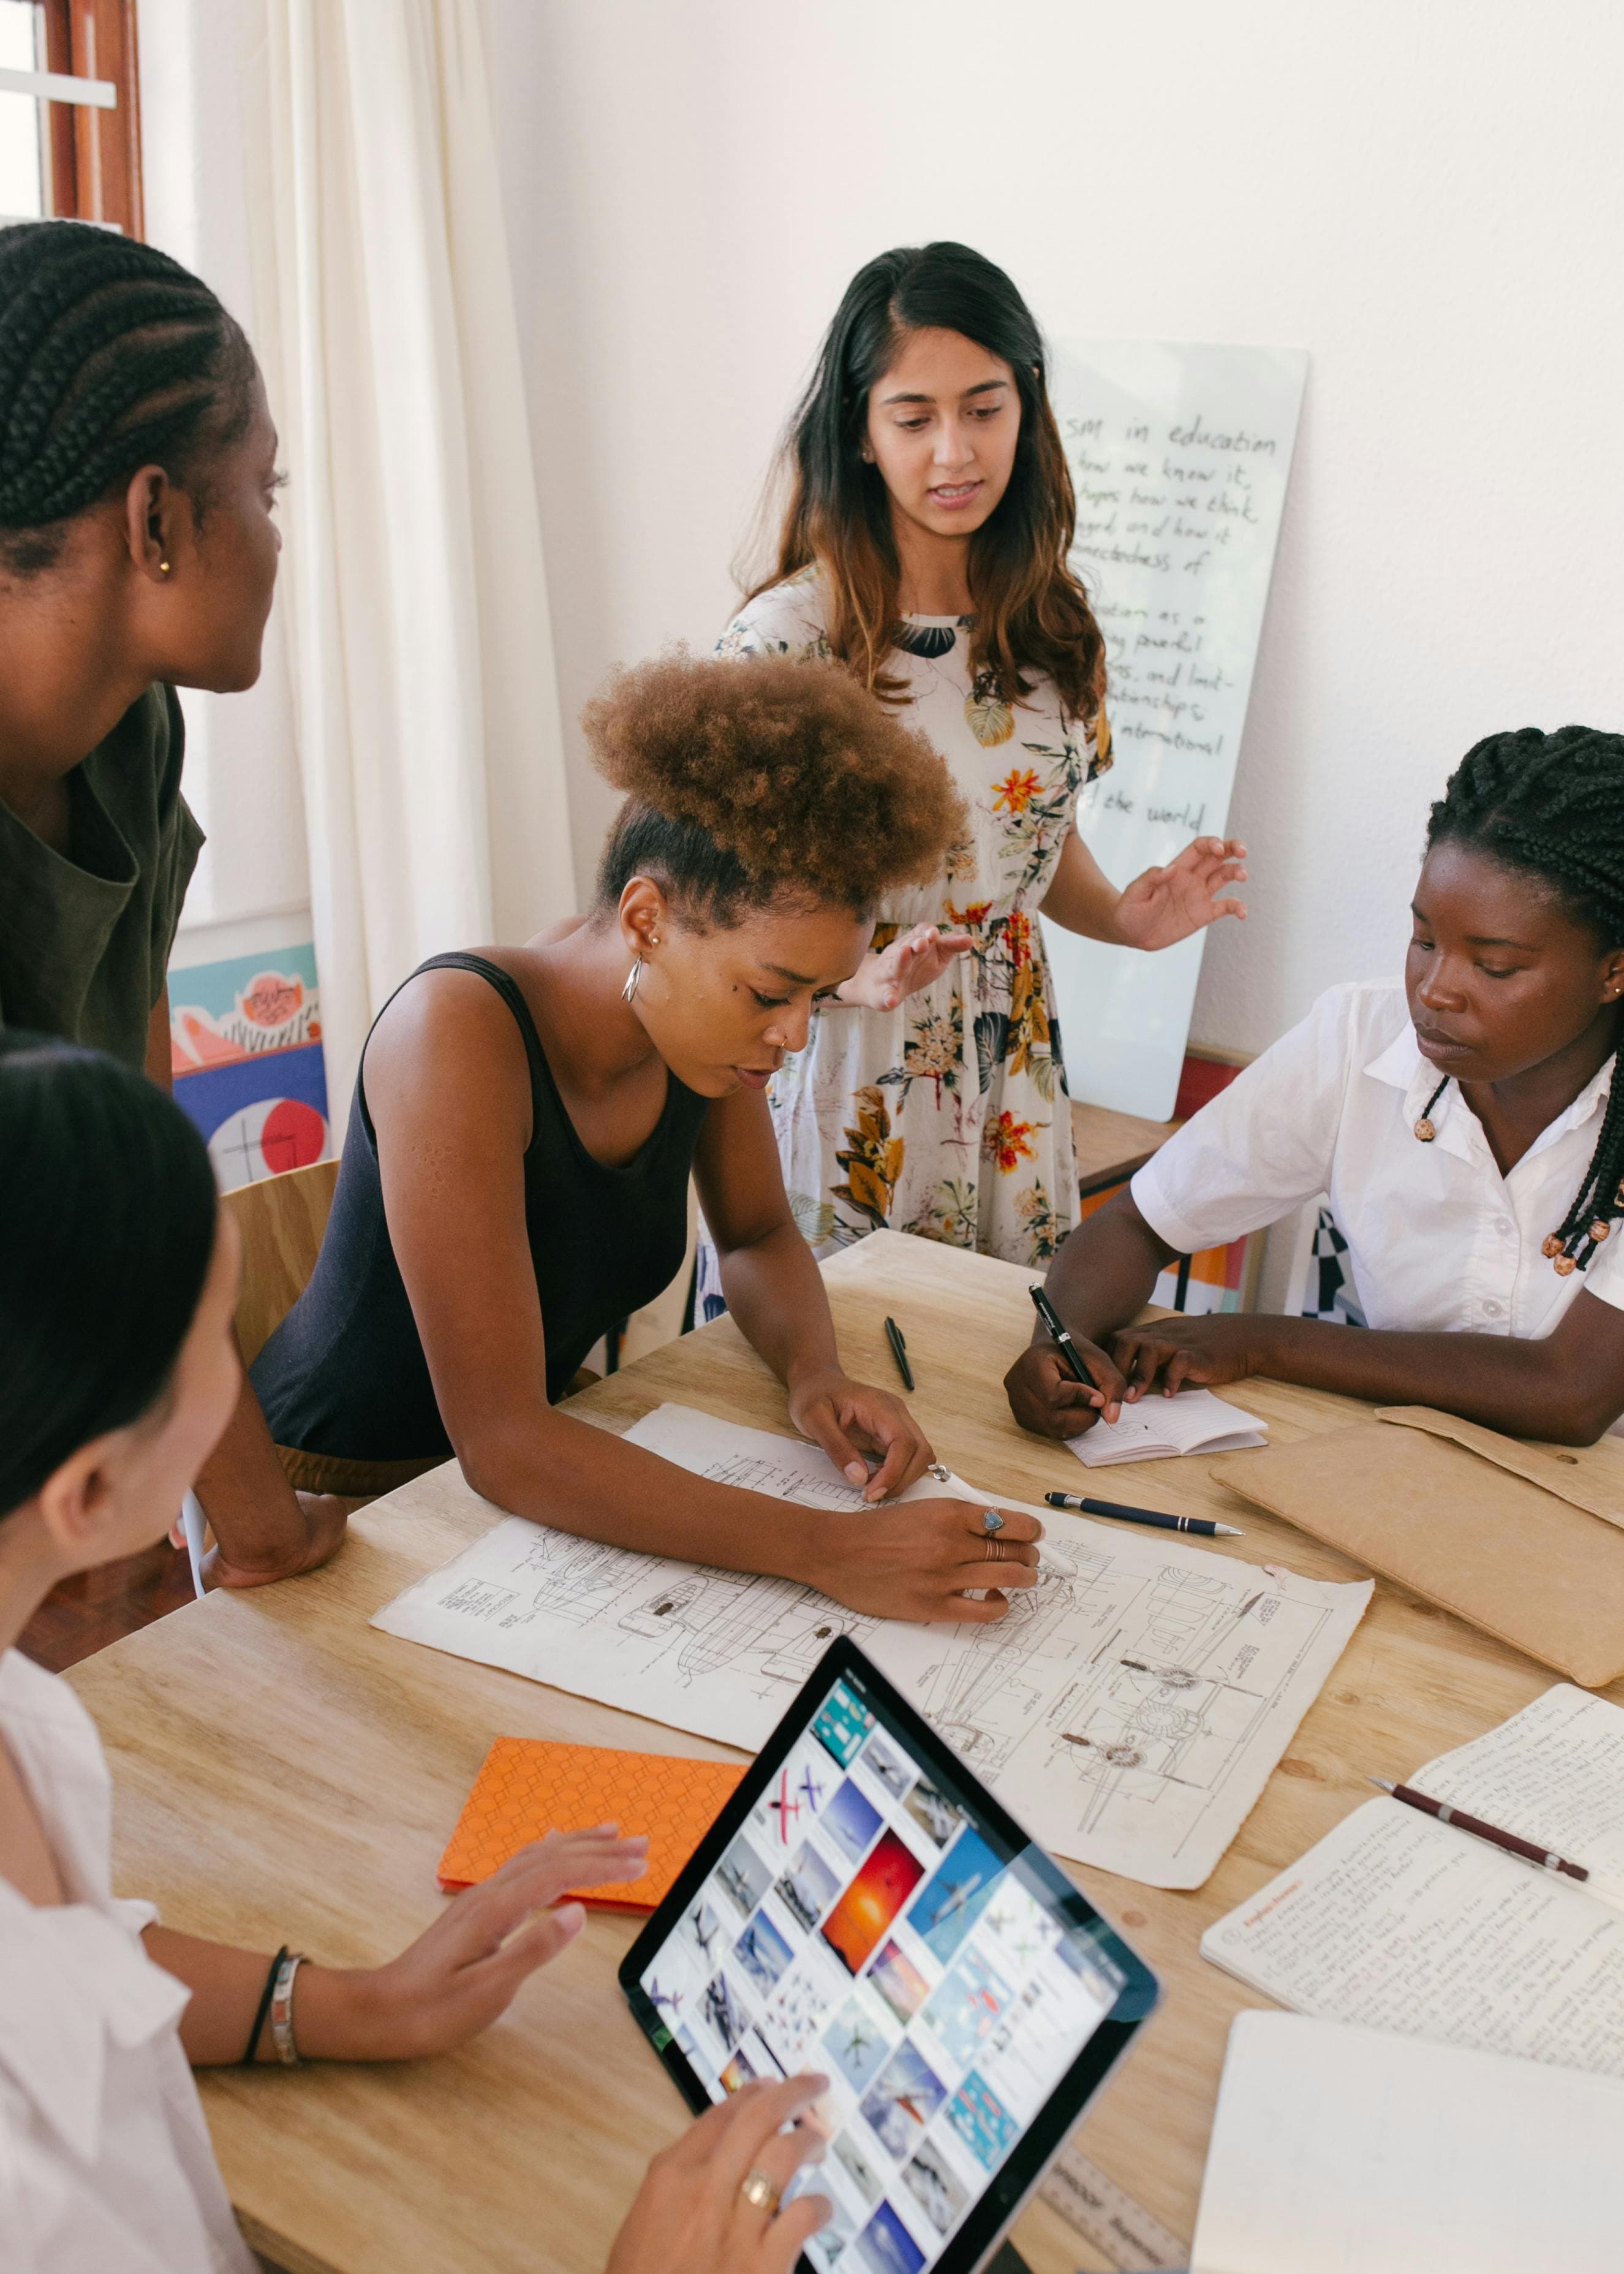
[1426, 726, 1624, 1275]
[0, 220, 257, 577]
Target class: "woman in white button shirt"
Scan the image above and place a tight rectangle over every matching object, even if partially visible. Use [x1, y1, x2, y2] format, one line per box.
[0, 1036, 830, 2273]
[1007, 727, 1624, 1447]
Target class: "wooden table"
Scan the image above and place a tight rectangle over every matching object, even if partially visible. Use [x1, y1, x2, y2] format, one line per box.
[1069, 1100, 1181, 1201]
[67, 1232, 1623, 2274]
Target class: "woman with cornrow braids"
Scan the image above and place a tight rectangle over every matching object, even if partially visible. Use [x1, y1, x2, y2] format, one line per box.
[0, 219, 346, 1590]
[1008, 726, 1624, 1449]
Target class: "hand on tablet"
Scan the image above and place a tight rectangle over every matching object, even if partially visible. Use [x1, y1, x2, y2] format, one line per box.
[606, 2075, 832, 2274]
[800, 1499, 1042, 1621]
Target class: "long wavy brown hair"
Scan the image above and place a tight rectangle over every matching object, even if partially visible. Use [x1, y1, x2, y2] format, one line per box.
[746, 242, 1105, 726]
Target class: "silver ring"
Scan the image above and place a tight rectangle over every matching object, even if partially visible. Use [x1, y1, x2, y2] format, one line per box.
[981, 1508, 1004, 1535]
[739, 2167, 782, 2214]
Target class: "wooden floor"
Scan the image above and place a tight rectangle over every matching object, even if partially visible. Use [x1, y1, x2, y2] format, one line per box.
[20, 1539, 195, 1673]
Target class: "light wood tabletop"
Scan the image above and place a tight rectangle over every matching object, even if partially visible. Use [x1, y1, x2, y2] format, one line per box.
[66, 1231, 1623, 2274]
[1068, 1099, 1181, 1197]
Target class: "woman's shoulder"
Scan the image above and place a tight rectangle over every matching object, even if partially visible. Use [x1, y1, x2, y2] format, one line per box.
[717, 567, 831, 659]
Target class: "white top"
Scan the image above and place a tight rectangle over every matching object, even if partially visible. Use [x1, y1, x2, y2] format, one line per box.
[1133, 979, 1624, 1338]
[0, 1648, 255, 2274]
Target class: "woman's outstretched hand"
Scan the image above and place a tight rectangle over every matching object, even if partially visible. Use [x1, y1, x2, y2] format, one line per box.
[295, 1827, 648, 2061]
[606, 2075, 833, 2274]
[834, 923, 973, 1011]
[1114, 836, 1247, 952]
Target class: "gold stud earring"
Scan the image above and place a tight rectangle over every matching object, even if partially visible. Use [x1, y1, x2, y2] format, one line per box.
[159, 559, 172, 575]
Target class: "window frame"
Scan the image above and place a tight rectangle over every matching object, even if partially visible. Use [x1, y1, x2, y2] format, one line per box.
[40, 0, 142, 237]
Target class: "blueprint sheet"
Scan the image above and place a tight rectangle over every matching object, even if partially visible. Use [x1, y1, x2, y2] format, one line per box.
[371, 1404, 1370, 1888]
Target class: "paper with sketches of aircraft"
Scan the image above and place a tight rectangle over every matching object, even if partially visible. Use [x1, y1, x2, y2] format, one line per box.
[370, 1404, 1371, 1887]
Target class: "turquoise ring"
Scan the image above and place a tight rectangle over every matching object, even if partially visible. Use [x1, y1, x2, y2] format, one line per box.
[981, 1508, 1005, 1534]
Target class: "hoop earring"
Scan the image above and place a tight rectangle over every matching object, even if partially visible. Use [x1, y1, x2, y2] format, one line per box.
[621, 956, 643, 1005]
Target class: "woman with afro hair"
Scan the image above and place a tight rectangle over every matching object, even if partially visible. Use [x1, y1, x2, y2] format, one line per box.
[254, 651, 1047, 1623]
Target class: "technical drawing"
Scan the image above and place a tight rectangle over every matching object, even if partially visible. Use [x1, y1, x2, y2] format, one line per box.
[372, 1403, 1371, 1889]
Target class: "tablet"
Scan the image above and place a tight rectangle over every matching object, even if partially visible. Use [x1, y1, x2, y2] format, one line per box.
[621, 1635, 1159, 2274]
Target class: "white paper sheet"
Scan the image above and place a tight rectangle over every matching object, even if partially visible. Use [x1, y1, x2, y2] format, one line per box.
[1191, 2013, 1624, 2274]
[370, 1404, 1370, 1888]
[1411, 1683, 1624, 1893]
[1068, 1385, 1267, 1468]
[1201, 1798, 1624, 2075]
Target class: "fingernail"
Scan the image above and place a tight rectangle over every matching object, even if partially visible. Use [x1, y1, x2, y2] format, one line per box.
[556, 1902, 586, 1934]
[845, 1462, 867, 1484]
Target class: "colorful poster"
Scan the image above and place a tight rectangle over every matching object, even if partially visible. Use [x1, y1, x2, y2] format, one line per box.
[168, 943, 330, 1186]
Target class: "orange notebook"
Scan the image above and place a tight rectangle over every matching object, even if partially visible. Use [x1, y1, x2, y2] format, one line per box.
[437, 1736, 746, 1909]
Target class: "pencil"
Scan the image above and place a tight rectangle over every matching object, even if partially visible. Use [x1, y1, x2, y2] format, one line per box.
[1044, 1492, 1243, 1539]
[883, 1315, 915, 1392]
[1367, 1777, 1590, 1882]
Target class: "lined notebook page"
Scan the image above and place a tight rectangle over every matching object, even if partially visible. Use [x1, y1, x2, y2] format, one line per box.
[1192, 2012, 1624, 2274]
[1200, 1798, 1624, 2076]
[1070, 1385, 1267, 1468]
[1413, 1685, 1624, 1889]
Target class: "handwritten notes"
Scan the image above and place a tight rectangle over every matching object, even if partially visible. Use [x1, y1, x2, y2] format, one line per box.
[1043, 341, 1306, 1119]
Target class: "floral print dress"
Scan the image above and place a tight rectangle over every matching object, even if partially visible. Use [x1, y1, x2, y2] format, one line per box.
[716, 571, 1110, 1269]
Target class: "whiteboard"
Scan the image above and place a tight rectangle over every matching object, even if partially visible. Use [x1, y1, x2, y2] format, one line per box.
[1043, 339, 1307, 1120]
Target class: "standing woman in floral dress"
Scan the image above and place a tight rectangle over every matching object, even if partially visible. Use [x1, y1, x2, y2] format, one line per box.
[711, 241, 1247, 1275]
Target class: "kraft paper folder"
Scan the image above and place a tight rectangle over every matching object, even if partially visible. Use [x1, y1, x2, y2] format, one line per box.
[1208, 1405, 1624, 1688]
[439, 1736, 746, 1908]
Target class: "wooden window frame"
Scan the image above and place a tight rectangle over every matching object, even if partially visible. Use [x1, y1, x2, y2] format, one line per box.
[40, 0, 142, 237]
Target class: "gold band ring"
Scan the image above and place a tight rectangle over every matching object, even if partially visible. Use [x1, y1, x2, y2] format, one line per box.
[739, 2167, 782, 2215]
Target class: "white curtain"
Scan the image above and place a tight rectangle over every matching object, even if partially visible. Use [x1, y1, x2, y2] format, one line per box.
[251, 0, 574, 1116]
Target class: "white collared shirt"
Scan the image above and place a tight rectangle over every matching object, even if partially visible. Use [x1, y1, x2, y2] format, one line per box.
[1133, 980, 1624, 1346]
[0, 1648, 255, 2274]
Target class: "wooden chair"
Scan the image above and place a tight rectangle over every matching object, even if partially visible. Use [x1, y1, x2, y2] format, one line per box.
[178, 1157, 339, 1591]
[221, 1156, 339, 1365]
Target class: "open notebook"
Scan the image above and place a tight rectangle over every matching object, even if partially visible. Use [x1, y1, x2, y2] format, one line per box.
[1070, 1385, 1267, 1469]
[1201, 1684, 1624, 2075]
[1190, 2012, 1624, 2274]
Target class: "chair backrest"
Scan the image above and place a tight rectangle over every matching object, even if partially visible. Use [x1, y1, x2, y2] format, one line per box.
[221, 1157, 339, 1364]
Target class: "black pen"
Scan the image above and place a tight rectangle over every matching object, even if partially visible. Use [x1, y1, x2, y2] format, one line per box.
[1028, 1284, 1092, 1386]
[883, 1315, 915, 1392]
[1044, 1491, 1244, 1539]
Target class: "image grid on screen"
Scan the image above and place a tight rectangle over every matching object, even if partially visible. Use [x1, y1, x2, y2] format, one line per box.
[641, 1678, 1125, 2273]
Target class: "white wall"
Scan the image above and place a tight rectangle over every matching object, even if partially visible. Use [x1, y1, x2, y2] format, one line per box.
[489, 0, 1624, 1057]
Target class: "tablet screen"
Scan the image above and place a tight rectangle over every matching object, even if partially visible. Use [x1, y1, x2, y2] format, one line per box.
[623, 1640, 1157, 2274]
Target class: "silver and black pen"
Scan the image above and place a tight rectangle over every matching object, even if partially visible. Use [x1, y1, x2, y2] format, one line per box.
[1044, 1491, 1243, 1539]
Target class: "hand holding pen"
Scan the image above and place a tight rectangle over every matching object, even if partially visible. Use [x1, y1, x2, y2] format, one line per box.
[1022, 1285, 1127, 1428]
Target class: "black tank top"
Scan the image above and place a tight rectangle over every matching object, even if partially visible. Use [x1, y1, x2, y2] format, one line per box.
[252, 953, 712, 1461]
